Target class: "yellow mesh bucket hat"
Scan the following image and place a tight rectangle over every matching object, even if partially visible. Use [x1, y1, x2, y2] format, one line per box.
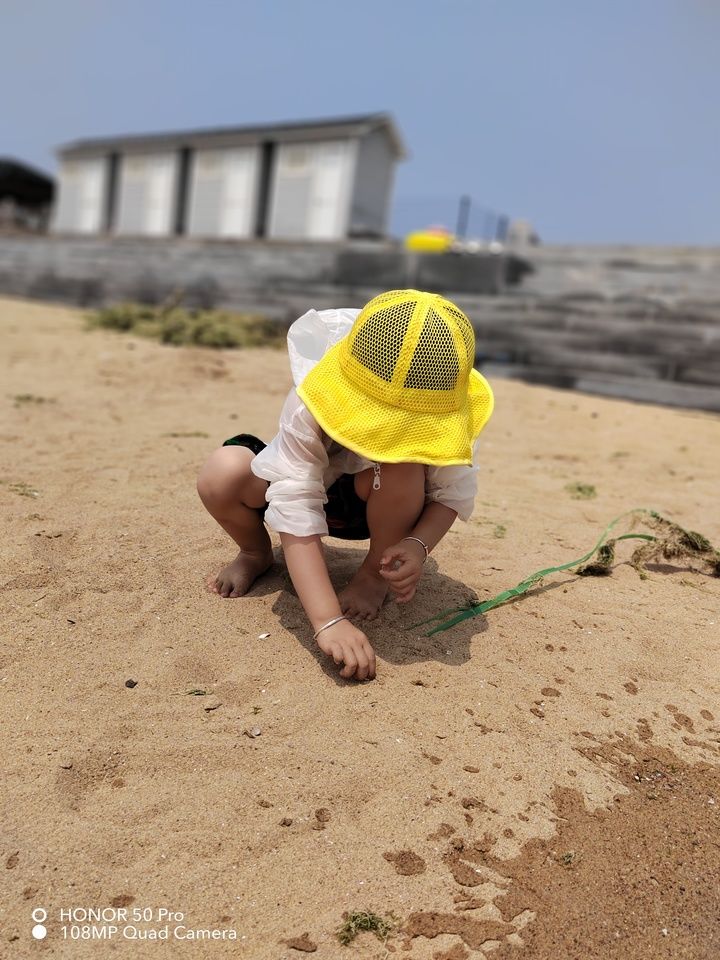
[297, 289, 494, 466]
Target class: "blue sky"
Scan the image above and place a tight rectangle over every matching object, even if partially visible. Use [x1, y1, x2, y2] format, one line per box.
[3, 0, 719, 243]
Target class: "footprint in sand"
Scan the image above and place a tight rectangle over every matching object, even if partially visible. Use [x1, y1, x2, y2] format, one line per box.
[665, 704, 695, 732]
[383, 849, 427, 876]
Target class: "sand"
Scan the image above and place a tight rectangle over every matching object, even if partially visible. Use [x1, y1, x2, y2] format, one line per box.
[1, 296, 719, 959]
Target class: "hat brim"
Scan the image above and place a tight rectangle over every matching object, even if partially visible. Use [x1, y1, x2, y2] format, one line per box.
[296, 340, 494, 466]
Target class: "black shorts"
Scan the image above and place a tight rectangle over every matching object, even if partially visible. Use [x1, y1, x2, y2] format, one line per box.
[222, 433, 370, 541]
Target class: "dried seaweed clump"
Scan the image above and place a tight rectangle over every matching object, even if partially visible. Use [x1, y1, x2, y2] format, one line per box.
[577, 541, 616, 576]
[578, 512, 720, 580]
[629, 514, 720, 579]
[337, 911, 394, 946]
[87, 297, 284, 350]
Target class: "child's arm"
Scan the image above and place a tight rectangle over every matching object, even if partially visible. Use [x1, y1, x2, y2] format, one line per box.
[379, 501, 458, 603]
[381, 443, 483, 601]
[281, 532, 376, 680]
[252, 391, 376, 679]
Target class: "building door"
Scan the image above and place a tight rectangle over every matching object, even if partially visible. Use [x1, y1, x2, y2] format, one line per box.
[221, 148, 258, 237]
[145, 155, 176, 235]
[307, 142, 352, 239]
[187, 147, 259, 238]
[269, 144, 313, 238]
[268, 140, 355, 239]
[52, 157, 106, 233]
[115, 153, 177, 236]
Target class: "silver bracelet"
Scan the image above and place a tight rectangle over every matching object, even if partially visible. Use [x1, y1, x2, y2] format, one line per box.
[402, 536, 429, 563]
[313, 615, 348, 641]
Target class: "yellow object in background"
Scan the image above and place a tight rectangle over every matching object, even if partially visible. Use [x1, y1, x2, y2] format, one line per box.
[404, 229, 454, 253]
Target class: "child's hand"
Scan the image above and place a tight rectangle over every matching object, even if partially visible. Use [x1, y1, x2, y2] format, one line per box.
[315, 620, 376, 681]
[379, 540, 425, 603]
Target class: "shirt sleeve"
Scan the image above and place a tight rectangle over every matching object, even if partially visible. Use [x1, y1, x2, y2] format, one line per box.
[249, 391, 330, 537]
[424, 438, 482, 521]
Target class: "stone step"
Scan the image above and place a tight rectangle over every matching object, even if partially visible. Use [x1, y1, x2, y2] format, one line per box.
[676, 363, 720, 387]
[500, 346, 667, 379]
[493, 352, 720, 386]
[480, 362, 720, 412]
[474, 328, 714, 368]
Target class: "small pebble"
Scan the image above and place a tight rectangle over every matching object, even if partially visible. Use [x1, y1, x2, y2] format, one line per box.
[203, 697, 222, 712]
[258, 632, 270, 640]
[125, 679, 138, 689]
[244, 726, 262, 738]
[280, 817, 293, 826]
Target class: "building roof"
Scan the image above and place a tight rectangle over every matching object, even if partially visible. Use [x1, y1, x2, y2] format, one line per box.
[58, 112, 406, 159]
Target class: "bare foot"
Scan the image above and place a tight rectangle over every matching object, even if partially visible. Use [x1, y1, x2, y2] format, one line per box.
[210, 550, 273, 598]
[339, 563, 389, 620]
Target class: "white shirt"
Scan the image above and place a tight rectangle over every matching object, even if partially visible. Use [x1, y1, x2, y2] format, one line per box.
[250, 308, 481, 537]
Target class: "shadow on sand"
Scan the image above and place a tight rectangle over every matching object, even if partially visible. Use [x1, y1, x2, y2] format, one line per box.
[225, 532, 718, 685]
[255, 539, 494, 684]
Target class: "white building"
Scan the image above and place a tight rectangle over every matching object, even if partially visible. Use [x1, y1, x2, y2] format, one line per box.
[52, 114, 405, 241]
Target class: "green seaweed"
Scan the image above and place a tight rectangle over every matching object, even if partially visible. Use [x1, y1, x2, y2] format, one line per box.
[13, 394, 55, 407]
[337, 911, 394, 946]
[416, 509, 720, 634]
[6, 481, 39, 498]
[565, 482, 597, 500]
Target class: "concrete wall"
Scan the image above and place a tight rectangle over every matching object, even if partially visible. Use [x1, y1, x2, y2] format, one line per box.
[0, 235, 338, 308]
[1, 235, 717, 410]
[1, 235, 719, 409]
[0, 236, 511, 310]
[521, 245, 720, 300]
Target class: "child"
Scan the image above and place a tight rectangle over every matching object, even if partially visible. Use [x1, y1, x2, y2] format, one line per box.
[197, 289, 494, 681]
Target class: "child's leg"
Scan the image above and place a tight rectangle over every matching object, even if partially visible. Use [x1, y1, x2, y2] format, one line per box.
[197, 446, 273, 597]
[339, 463, 425, 619]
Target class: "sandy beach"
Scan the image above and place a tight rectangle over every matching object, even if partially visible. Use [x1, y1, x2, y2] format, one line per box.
[2, 295, 719, 959]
